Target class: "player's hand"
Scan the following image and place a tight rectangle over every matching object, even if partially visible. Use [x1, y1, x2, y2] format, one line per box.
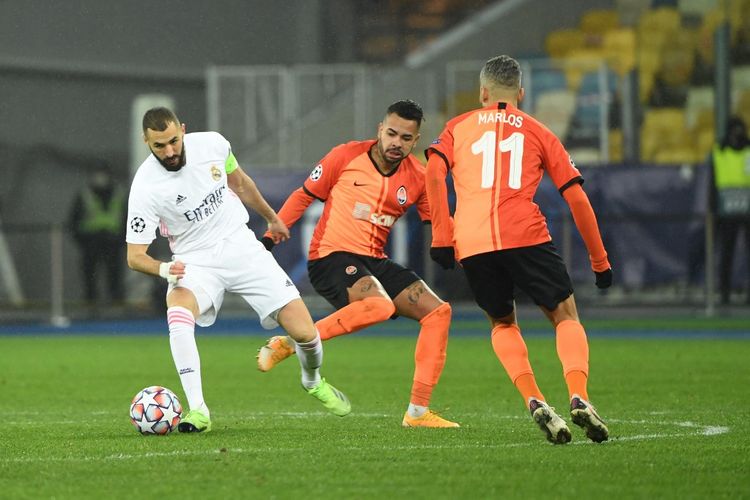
[430, 246, 455, 270]
[267, 218, 290, 244]
[595, 268, 613, 289]
[159, 260, 185, 284]
[260, 236, 275, 251]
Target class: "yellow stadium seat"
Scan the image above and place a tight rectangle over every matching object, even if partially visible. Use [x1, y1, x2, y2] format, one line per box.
[580, 9, 620, 36]
[695, 126, 716, 162]
[685, 86, 714, 128]
[563, 49, 606, 90]
[638, 47, 662, 102]
[639, 6, 682, 35]
[603, 28, 637, 75]
[641, 107, 688, 161]
[658, 45, 695, 87]
[545, 29, 587, 59]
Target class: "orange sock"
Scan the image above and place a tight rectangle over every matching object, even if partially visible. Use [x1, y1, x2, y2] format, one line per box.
[410, 303, 451, 406]
[491, 323, 544, 404]
[555, 319, 589, 400]
[315, 296, 395, 341]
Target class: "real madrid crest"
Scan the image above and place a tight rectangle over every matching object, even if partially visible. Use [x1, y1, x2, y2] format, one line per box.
[210, 165, 222, 181]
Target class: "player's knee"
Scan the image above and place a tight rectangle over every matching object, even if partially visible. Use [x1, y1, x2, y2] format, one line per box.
[420, 301, 452, 325]
[361, 296, 396, 322]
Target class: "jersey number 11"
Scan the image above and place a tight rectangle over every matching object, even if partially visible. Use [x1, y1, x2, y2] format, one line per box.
[471, 131, 524, 190]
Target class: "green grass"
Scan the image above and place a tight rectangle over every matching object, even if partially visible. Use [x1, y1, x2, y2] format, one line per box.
[1, 326, 749, 499]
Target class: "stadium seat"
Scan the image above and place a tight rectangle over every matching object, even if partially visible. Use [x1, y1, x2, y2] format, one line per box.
[580, 9, 620, 37]
[637, 47, 662, 102]
[731, 65, 750, 91]
[603, 28, 637, 75]
[677, 0, 715, 17]
[640, 107, 689, 161]
[685, 86, 714, 128]
[735, 89, 750, 126]
[695, 123, 715, 162]
[615, 0, 653, 27]
[609, 128, 624, 162]
[545, 29, 587, 59]
[563, 49, 606, 90]
[638, 6, 682, 35]
[533, 89, 577, 140]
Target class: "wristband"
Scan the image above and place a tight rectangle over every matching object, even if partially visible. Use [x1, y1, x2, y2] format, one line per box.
[159, 262, 179, 284]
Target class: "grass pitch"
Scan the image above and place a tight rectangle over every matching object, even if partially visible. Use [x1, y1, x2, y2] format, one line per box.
[1, 319, 749, 499]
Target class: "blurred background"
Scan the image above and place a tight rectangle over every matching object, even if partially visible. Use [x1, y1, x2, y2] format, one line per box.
[0, 0, 748, 325]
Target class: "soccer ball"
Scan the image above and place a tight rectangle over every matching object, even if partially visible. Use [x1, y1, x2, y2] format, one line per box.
[129, 385, 182, 435]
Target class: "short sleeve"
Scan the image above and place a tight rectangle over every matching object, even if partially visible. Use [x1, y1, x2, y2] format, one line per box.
[125, 177, 160, 245]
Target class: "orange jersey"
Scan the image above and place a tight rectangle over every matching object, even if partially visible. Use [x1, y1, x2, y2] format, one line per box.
[298, 140, 430, 260]
[426, 102, 582, 259]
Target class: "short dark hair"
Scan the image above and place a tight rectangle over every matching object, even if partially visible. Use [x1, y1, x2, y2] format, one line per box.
[386, 99, 424, 127]
[480, 55, 522, 90]
[142, 107, 180, 134]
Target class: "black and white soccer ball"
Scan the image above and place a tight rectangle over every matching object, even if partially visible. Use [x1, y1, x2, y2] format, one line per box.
[129, 385, 182, 435]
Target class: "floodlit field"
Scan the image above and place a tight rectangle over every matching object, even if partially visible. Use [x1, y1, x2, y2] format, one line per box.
[1, 317, 749, 499]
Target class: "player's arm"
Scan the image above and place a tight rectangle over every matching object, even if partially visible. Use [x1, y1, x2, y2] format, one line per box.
[227, 166, 289, 244]
[425, 151, 456, 269]
[261, 187, 316, 250]
[126, 243, 184, 284]
[561, 182, 612, 288]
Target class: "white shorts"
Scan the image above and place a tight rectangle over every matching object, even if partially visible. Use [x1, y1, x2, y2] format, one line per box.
[168, 226, 300, 329]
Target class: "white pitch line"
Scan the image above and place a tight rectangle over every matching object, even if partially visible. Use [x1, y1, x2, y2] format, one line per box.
[0, 422, 730, 464]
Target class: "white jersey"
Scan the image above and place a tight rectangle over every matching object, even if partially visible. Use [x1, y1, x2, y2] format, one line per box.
[126, 132, 251, 254]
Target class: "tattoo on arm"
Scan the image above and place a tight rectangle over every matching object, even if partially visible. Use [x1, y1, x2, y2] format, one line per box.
[360, 281, 373, 293]
[407, 282, 425, 305]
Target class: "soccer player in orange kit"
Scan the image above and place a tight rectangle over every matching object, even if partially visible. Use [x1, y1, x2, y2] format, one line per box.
[257, 100, 458, 428]
[425, 55, 612, 444]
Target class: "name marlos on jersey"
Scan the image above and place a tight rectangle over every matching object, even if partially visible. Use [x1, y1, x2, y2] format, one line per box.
[477, 111, 524, 127]
[183, 185, 227, 223]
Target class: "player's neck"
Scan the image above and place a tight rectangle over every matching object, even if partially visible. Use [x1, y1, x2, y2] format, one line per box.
[369, 145, 399, 175]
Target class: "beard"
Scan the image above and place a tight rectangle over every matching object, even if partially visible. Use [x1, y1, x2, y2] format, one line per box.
[378, 141, 405, 167]
[152, 145, 187, 171]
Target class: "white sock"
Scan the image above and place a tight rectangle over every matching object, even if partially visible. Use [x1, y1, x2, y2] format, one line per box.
[408, 403, 428, 418]
[167, 306, 208, 415]
[294, 331, 323, 389]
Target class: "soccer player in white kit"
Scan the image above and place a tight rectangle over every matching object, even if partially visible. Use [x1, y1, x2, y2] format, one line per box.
[126, 107, 351, 432]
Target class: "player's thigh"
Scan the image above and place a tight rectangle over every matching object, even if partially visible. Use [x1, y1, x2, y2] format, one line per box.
[392, 280, 444, 321]
[308, 252, 387, 309]
[503, 242, 574, 312]
[168, 264, 226, 327]
[461, 251, 515, 319]
[226, 243, 301, 329]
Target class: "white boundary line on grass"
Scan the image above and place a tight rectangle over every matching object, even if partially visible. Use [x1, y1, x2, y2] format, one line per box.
[1, 418, 730, 464]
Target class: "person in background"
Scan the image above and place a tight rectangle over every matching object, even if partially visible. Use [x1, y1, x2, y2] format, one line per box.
[425, 55, 612, 444]
[68, 165, 126, 307]
[126, 107, 351, 433]
[711, 116, 750, 305]
[257, 100, 458, 428]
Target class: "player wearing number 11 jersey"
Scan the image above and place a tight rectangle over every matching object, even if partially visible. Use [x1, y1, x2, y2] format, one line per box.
[425, 55, 613, 444]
